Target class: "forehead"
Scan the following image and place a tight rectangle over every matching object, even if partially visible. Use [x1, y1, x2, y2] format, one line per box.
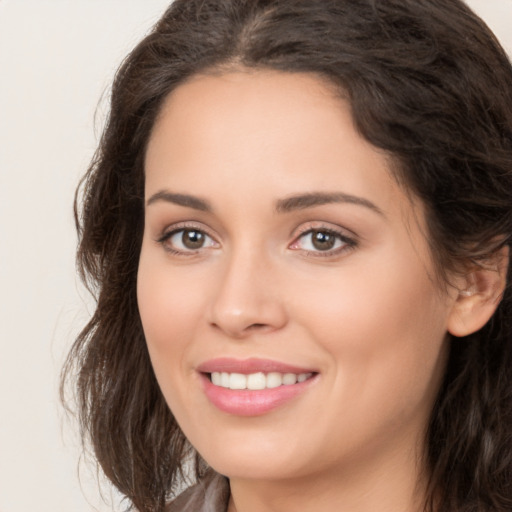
[147, 71, 390, 192]
[149, 70, 347, 160]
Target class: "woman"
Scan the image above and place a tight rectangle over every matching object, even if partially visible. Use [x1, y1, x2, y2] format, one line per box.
[63, 1, 512, 511]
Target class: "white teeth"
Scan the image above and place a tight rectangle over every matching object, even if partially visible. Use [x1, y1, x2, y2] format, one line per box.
[247, 372, 266, 390]
[229, 373, 247, 390]
[266, 372, 283, 388]
[221, 372, 230, 387]
[209, 371, 313, 390]
[282, 373, 297, 385]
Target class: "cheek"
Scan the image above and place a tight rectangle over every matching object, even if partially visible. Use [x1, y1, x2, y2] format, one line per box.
[137, 249, 205, 383]
[291, 248, 449, 415]
[137, 256, 209, 426]
[138, 243, 203, 333]
[296, 251, 445, 346]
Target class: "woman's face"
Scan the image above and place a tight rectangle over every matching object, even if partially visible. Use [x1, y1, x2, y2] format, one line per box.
[138, 71, 458, 482]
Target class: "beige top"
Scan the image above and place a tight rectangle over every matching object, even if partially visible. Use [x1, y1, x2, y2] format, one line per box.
[166, 470, 230, 512]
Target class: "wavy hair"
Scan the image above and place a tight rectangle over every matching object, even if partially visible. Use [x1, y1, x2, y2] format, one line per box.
[62, 1, 512, 511]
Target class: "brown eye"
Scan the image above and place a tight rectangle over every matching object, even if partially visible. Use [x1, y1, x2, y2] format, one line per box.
[161, 228, 217, 253]
[311, 230, 336, 251]
[290, 227, 354, 256]
[181, 229, 205, 249]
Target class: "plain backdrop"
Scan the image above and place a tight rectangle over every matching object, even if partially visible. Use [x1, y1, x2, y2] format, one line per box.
[0, 1, 511, 511]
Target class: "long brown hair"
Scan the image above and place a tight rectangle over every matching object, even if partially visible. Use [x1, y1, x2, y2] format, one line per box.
[62, 1, 512, 510]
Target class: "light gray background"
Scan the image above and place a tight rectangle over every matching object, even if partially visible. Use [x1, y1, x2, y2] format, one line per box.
[0, 1, 510, 511]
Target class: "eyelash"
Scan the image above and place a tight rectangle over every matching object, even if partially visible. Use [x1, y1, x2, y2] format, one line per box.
[289, 226, 357, 258]
[156, 223, 357, 258]
[157, 222, 218, 256]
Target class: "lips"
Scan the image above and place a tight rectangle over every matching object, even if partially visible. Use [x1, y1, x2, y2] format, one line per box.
[197, 357, 316, 374]
[197, 358, 318, 416]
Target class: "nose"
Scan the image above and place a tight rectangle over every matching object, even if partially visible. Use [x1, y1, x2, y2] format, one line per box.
[207, 249, 288, 339]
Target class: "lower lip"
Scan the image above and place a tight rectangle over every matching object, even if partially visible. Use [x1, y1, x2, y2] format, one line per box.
[200, 373, 317, 416]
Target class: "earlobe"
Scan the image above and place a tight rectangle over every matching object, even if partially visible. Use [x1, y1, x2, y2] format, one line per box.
[447, 245, 509, 338]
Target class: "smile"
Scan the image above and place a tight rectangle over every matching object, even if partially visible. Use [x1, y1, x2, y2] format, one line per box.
[210, 371, 314, 390]
[197, 359, 319, 416]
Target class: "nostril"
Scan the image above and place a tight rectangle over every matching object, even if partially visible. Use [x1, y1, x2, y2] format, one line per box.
[248, 323, 267, 329]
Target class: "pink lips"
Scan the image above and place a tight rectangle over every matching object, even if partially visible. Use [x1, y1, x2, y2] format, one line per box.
[197, 358, 318, 416]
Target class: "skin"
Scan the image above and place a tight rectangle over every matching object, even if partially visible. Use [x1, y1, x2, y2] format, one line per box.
[137, 70, 495, 512]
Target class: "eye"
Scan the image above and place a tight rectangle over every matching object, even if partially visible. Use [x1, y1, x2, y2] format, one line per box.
[290, 228, 356, 256]
[158, 227, 217, 254]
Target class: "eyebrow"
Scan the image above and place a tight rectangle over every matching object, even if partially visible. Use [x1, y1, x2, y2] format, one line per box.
[146, 190, 212, 212]
[275, 192, 384, 216]
[146, 189, 384, 217]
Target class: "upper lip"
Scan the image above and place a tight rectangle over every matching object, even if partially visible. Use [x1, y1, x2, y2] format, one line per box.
[197, 357, 316, 375]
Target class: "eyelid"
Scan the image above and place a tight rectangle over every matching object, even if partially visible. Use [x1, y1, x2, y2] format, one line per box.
[156, 221, 219, 253]
[290, 221, 356, 241]
[289, 222, 358, 256]
[157, 220, 212, 238]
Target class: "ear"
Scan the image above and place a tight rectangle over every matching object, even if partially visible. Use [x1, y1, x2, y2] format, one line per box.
[447, 245, 509, 338]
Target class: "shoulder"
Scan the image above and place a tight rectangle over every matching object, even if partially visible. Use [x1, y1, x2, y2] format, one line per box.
[166, 469, 230, 512]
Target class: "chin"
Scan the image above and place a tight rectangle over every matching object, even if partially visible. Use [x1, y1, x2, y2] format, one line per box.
[206, 455, 306, 481]
[191, 430, 317, 481]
